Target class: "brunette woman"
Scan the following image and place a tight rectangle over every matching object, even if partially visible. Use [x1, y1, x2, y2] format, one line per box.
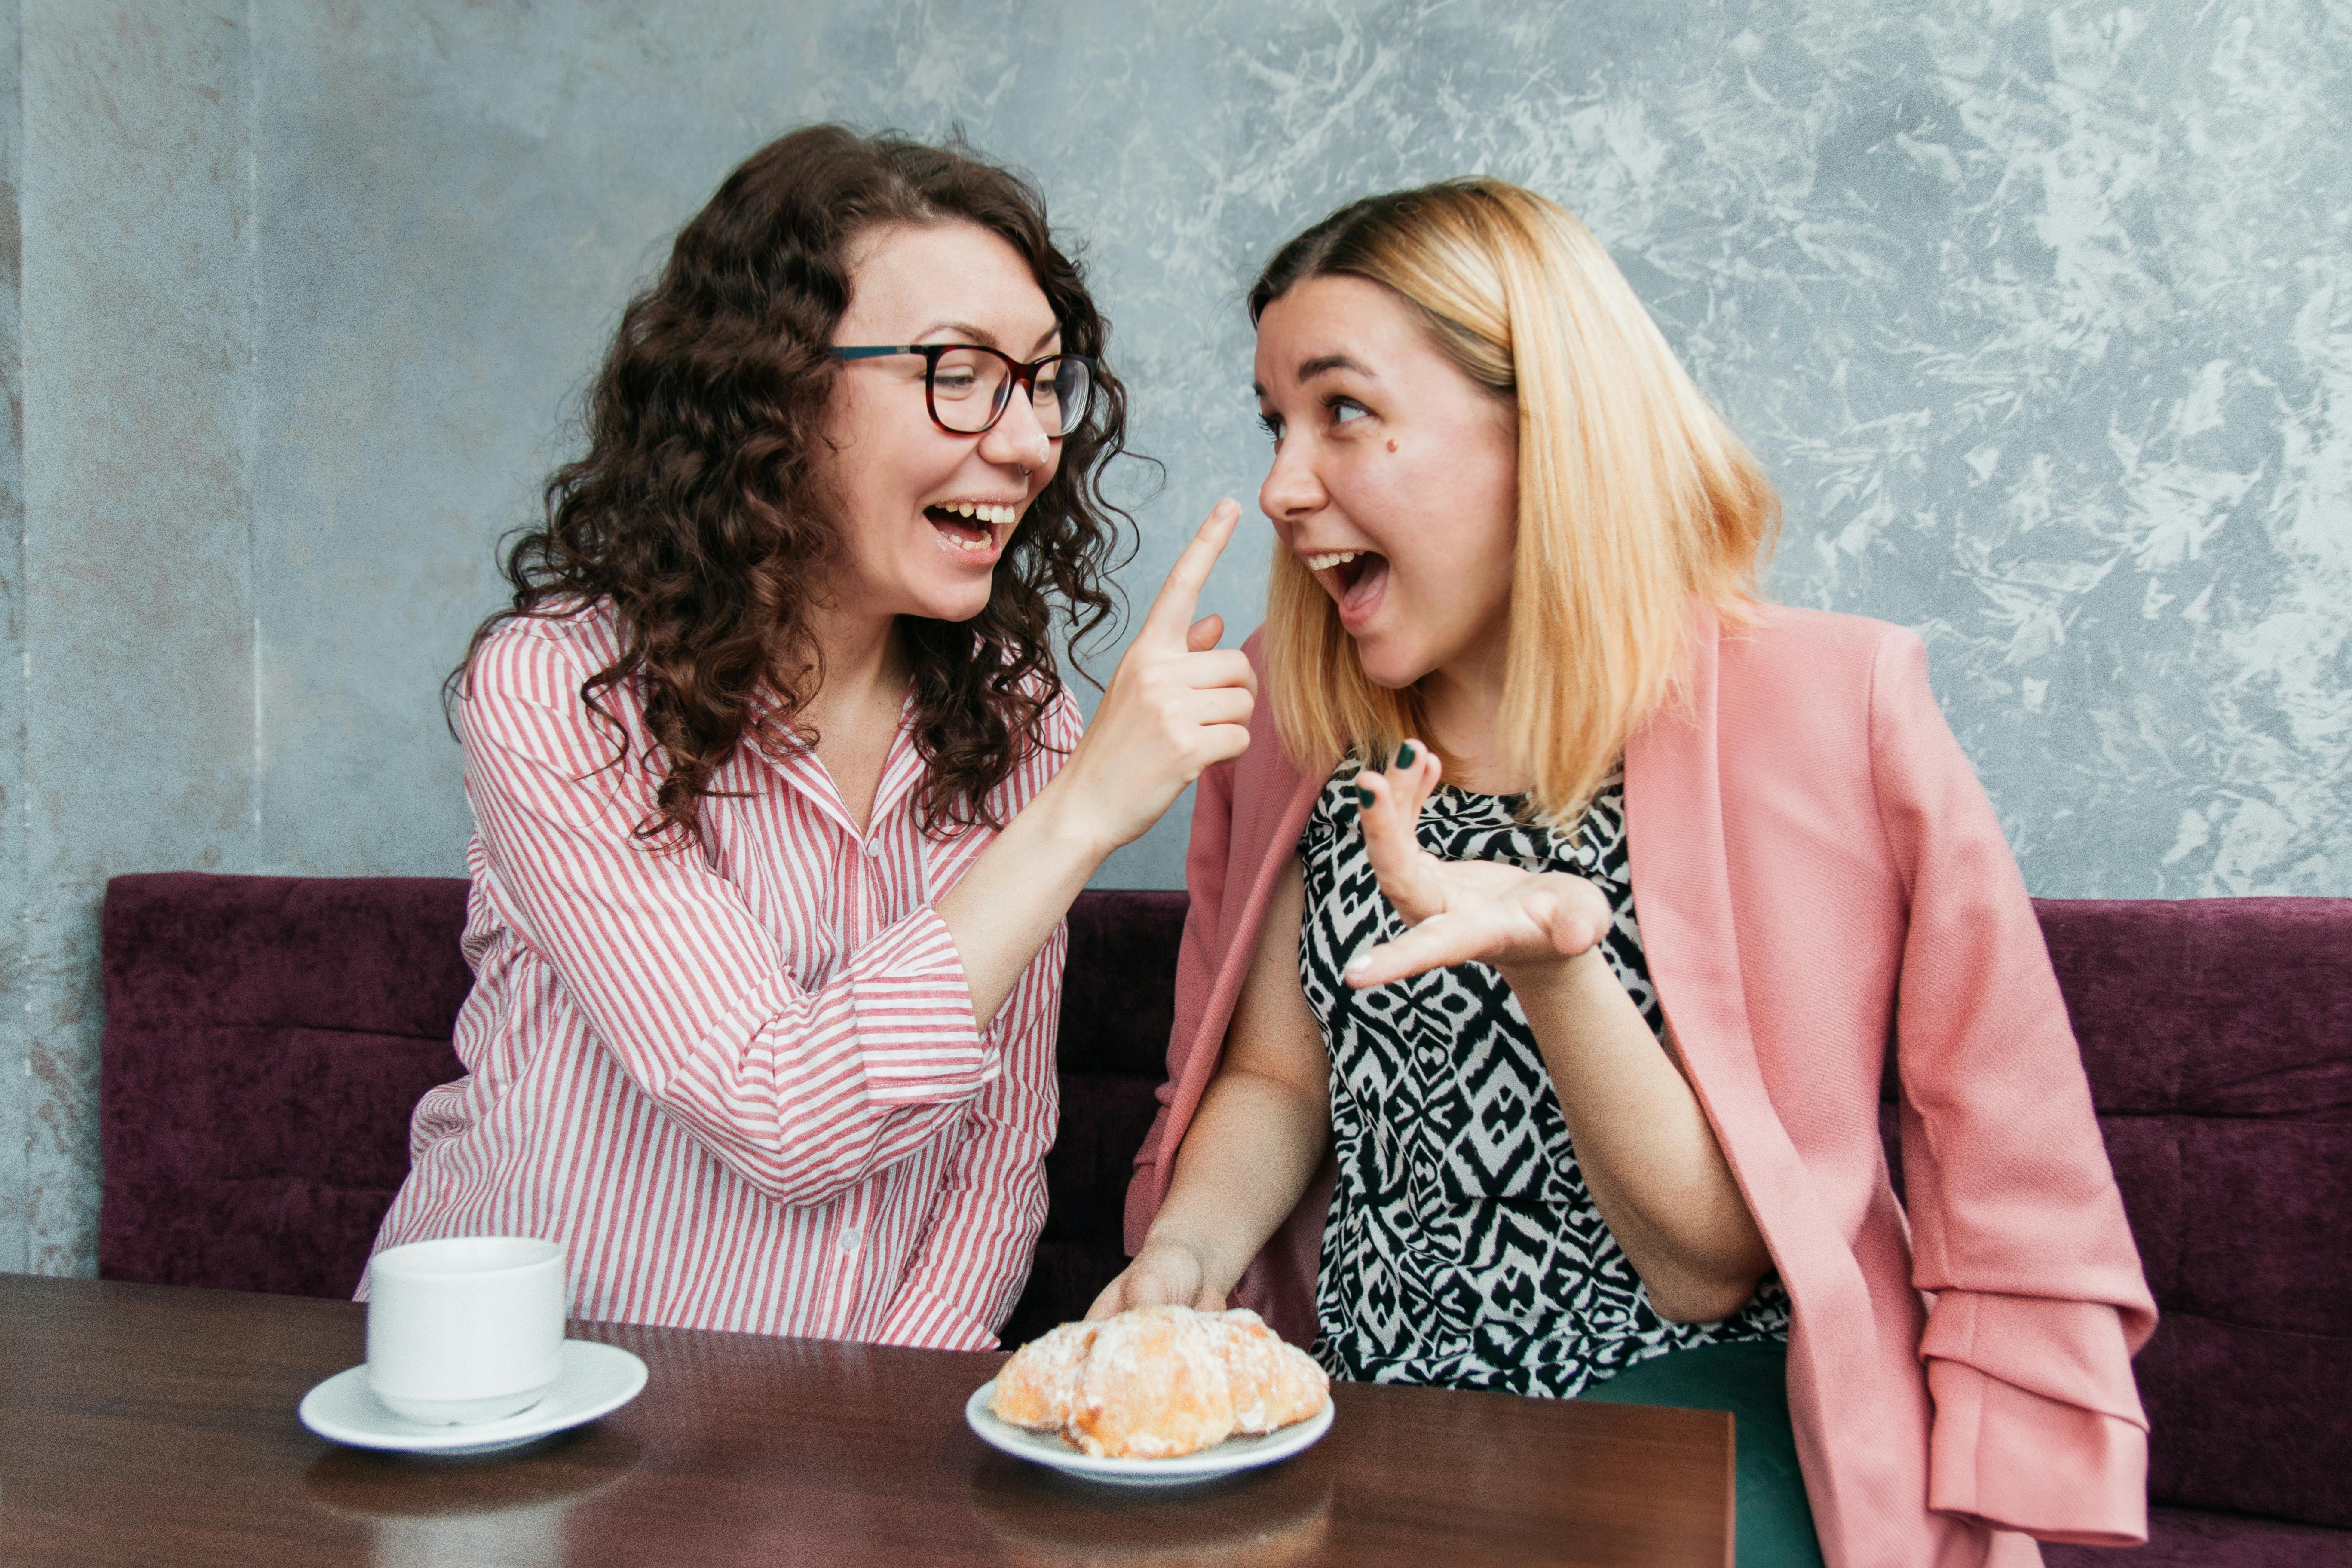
[368, 127, 1255, 1350]
[1103, 180, 2153, 1566]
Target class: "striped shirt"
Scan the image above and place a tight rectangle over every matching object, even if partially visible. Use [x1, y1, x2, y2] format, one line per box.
[365, 606, 1072, 1350]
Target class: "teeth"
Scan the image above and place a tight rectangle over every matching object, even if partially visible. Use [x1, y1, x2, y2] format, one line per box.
[937, 502, 1018, 525]
[1305, 551, 1360, 571]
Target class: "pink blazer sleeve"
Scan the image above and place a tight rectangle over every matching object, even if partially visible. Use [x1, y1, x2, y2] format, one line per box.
[1123, 748, 1240, 1254]
[1870, 629, 2157, 1544]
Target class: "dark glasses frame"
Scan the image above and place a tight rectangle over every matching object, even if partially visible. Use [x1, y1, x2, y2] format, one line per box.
[828, 343, 1097, 437]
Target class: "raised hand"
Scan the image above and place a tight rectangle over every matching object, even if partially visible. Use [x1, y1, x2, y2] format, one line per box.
[1050, 501, 1257, 855]
[1341, 743, 1614, 990]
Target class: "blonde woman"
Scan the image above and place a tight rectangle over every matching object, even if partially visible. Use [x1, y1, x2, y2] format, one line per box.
[1100, 181, 2155, 1568]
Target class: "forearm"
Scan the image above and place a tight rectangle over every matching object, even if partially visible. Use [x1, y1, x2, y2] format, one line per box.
[934, 772, 1110, 1030]
[1146, 1067, 1331, 1297]
[1504, 951, 1769, 1321]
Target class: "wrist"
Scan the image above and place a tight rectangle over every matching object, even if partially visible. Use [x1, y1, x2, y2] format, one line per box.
[1139, 1224, 1231, 1296]
[1139, 1223, 1210, 1265]
[1024, 771, 1121, 871]
[1497, 944, 1612, 1002]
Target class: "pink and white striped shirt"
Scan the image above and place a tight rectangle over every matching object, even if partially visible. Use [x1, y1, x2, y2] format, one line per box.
[366, 606, 1072, 1350]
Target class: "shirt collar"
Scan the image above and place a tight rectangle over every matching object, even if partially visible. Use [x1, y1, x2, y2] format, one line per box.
[750, 686, 924, 840]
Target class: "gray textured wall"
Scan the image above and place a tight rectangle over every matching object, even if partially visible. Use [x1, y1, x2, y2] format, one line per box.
[5, 0, 2348, 1275]
[0, 0, 23, 1271]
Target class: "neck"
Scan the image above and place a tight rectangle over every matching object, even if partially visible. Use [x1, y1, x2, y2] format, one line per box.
[1415, 628, 1519, 794]
[796, 598, 909, 721]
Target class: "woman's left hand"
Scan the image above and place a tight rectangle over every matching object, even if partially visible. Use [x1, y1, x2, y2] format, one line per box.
[1343, 743, 1611, 990]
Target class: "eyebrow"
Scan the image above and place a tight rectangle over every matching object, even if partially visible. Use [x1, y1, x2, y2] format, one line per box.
[916, 320, 1000, 350]
[1299, 352, 1373, 381]
[916, 321, 1063, 354]
[1253, 353, 1375, 399]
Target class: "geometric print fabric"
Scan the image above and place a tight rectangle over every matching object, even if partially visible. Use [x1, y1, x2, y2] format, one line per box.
[1297, 763, 1789, 1399]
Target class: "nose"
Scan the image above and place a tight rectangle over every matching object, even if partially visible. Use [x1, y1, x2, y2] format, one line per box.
[977, 384, 1055, 476]
[1258, 434, 1326, 527]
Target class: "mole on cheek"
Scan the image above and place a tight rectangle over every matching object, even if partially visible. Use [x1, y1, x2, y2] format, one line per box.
[1386, 438, 1399, 453]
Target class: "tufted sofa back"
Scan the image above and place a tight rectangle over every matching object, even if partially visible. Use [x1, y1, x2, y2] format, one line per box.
[99, 875, 2350, 1530]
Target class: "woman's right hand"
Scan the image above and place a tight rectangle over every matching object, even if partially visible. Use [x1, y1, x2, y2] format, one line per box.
[1084, 1234, 1225, 1319]
[1047, 501, 1257, 856]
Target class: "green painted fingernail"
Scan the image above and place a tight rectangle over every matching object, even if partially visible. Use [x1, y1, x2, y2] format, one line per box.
[1396, 742, 1417, 769]
[1354, 783, 1375, 809]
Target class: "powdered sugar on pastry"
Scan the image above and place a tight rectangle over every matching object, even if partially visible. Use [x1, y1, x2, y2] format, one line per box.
[1069, 1304, 1236, 1459]
[990, 1319, 1096, 1431]
[1210, 1308, 1330, 1434]
[991, 1304, 1331, 1459]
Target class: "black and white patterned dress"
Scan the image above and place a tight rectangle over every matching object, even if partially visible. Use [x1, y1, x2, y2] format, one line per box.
[1298, 762, 1788, 1399]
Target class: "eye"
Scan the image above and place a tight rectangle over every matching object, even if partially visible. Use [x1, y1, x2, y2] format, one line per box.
[1328, 396, 1370, 426]
[1257, 410, 1284, 444]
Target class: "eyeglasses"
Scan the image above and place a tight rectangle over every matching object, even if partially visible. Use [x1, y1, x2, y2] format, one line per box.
[829, 343, 1096, 438]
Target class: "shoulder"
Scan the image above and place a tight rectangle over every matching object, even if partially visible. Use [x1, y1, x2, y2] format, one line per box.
[1713, 603, 1938, 732]
[1717, 603, 1920, 681]
[1697, 604, 1951, 793]
[457, 603, 635, 748]
[464, 602, 620, 699]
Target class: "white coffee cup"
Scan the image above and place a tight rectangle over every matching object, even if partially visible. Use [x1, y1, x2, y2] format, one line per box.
[365, 1236, 566, 1426]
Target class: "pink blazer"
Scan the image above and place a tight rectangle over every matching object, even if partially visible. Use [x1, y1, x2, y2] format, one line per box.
[1125, 604, 2156, 1568]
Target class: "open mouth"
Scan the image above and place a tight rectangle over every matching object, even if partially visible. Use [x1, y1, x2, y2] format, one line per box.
[1305, 549, 1390, 616]
[925, 502, 1013, 556]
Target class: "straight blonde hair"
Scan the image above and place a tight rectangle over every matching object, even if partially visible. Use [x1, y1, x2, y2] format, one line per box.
[1250, 178, 1778, 826]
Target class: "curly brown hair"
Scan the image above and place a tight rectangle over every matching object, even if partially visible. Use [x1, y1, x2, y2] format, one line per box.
[453, 126, 1136, 845]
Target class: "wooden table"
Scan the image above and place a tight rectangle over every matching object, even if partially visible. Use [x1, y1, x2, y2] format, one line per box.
[0, 1274, 1732, 1566]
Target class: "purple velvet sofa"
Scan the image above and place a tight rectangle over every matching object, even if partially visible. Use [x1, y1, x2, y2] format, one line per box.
[97, 874, 2351, 1564]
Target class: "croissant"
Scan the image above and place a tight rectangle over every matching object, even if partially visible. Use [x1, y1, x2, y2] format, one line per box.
[991, 1304, 1329, 1459]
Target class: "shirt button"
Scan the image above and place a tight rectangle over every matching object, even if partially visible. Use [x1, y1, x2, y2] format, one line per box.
[864, 841, 882, 858]
[838, 1228, 861, 1255]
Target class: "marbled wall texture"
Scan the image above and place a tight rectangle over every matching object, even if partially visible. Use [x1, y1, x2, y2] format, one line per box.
[6, 0, 2347, 1272]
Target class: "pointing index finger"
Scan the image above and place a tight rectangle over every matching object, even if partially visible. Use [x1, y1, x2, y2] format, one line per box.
[1137, 500, 1241, 649]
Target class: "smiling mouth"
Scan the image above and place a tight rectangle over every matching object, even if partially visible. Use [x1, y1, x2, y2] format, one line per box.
[925, 503, 1011, 555]
[1307, 549, 1389, 611]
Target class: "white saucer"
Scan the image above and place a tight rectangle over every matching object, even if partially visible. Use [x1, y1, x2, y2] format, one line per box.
[300, 1340, 648, 1455]
[965, 1379, 1333, 1488]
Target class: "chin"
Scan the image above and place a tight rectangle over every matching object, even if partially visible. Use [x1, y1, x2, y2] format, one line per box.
[1348, 633, 1433, 692]
[908, 580, 997, 626]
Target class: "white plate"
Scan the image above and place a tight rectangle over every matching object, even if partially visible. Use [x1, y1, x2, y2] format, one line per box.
[300, 1340, 648, 1455]
[964, 1379, 1333, 1488]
